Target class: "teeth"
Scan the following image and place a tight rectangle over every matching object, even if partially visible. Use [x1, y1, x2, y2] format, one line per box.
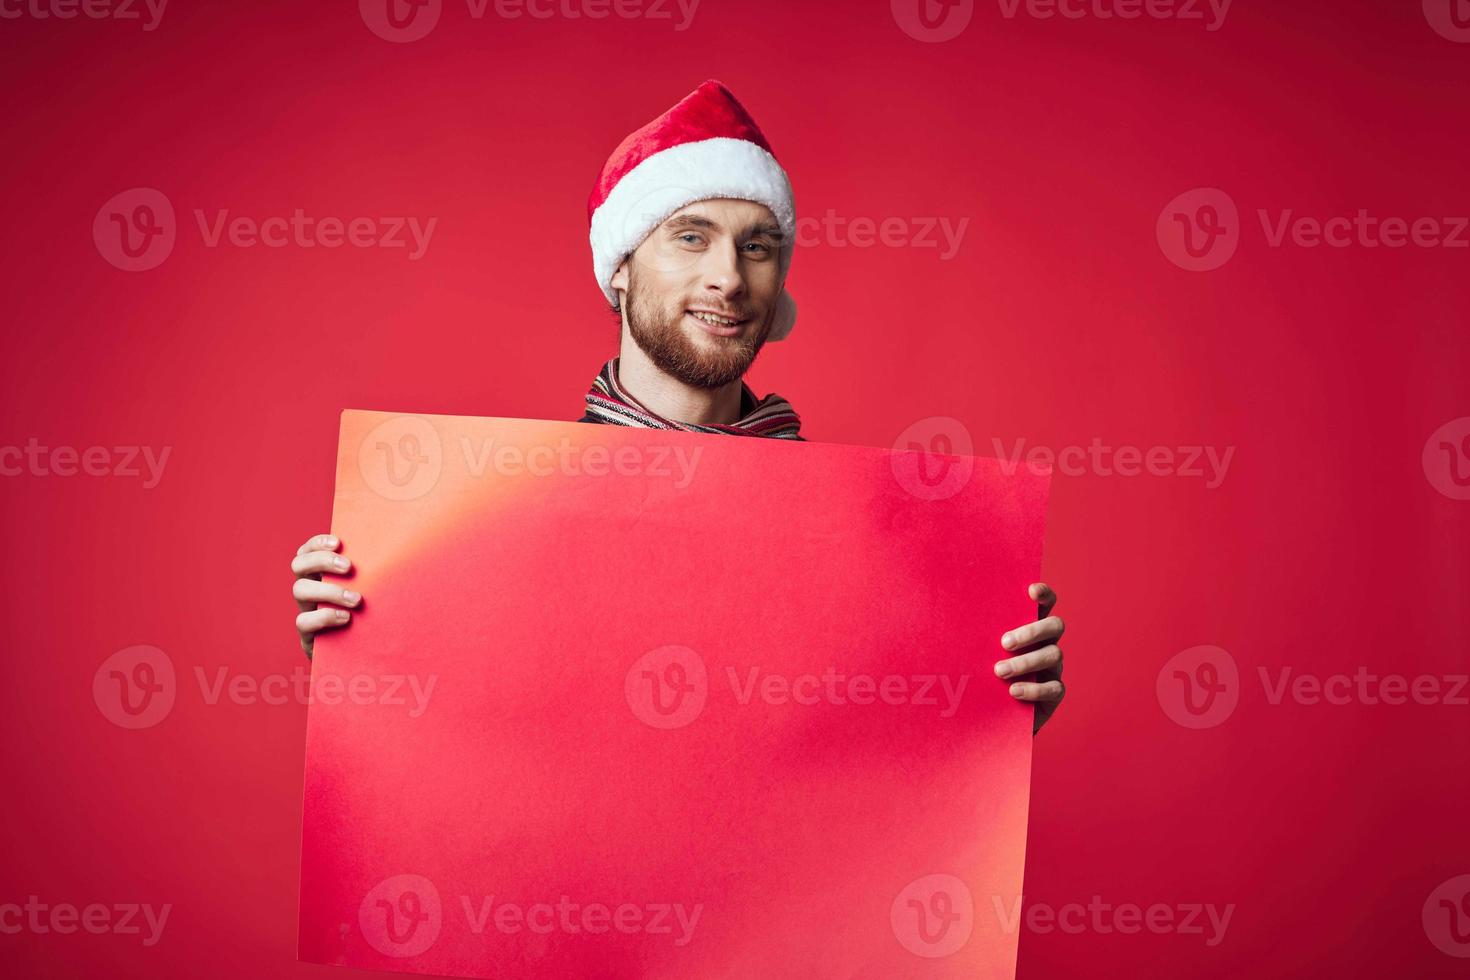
[691, 311, 739, 327]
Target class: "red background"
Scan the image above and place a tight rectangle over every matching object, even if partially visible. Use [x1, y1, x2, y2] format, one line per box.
[1, 0, 1466, 977]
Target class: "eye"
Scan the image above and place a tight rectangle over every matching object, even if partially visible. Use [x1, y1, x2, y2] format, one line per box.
[743, 241, 772, 255]
[677, 233, 704, 245]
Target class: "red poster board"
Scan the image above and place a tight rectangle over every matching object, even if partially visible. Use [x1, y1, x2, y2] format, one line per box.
[299, 410, 1050, 979]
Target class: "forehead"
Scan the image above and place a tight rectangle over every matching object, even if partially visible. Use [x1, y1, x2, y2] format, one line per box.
[665, 198, 779, 231]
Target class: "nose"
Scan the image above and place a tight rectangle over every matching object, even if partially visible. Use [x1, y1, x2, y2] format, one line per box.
[699, 241, 745, 304]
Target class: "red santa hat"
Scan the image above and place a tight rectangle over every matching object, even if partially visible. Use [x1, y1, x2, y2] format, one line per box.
[587, 80, 798, 341]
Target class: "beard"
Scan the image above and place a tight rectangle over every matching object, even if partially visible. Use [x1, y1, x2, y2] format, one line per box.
[623, 263, 774, 390]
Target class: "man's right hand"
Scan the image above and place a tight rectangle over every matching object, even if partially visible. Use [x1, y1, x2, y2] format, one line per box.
[292, 533, 361, 657]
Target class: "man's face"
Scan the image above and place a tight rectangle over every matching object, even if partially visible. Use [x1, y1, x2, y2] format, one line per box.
[611, 198, 785, 390]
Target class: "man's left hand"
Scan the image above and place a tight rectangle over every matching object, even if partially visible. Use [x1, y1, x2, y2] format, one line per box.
[995, 583, 1066, 734]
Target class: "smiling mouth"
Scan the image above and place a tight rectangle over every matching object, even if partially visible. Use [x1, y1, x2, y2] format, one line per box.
[686, 309, 748, 337]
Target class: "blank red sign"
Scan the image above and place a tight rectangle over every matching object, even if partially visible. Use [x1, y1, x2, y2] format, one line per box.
[299, 410, 1050, 979]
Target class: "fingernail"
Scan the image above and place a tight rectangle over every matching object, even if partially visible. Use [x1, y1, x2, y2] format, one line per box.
[342, 590, 360, 605]
[1009, 683, 1024, 697]
[994, 662, 1012, 678]
[325, 535, 338, 547]
[335, 609, 350, 622]
[1001, 632, 1015, 650]
[333, 556, 349, 571]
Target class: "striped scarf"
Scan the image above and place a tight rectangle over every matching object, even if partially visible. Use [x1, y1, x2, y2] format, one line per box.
[584, 357, 804, 439]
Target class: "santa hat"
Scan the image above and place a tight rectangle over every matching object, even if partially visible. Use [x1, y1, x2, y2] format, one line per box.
[588, 80, 798, 341]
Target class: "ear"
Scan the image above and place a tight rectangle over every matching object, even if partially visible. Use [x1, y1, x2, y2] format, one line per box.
[609, 259, 630, 297]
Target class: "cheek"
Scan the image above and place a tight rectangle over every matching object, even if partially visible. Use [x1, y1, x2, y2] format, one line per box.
[747, 262, 783, 300]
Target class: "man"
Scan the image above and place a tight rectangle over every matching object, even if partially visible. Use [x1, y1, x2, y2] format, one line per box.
[291, 80, 1067, 732]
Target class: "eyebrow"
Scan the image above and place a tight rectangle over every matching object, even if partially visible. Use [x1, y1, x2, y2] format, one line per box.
[663, 213, 785, 241]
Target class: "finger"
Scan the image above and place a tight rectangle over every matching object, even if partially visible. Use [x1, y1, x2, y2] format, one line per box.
[1008, 679, 1065, 703]
[293, 579, 362, 609]
[1029, 582, 1057, 618]
[291, 550, 351, 578]
[296, 533, 340, 557]
[994, 644, 1061, 679]
[1001, 615, 1065, 652]
[296, 607, 352, 636]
